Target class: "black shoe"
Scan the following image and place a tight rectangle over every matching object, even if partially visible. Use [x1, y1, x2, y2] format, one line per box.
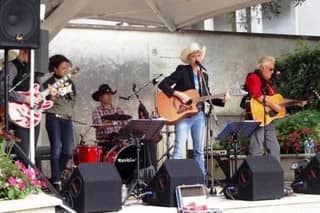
[52, 181, 62, 192]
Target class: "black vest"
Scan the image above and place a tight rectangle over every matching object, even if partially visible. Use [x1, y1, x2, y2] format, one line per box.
[11, 58, 31, 91]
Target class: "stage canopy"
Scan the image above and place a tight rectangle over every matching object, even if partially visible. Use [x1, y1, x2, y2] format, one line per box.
[41, 0, 271, 40]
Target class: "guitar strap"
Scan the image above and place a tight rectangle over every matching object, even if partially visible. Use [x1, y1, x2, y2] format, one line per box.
[197, 71, 203, 96]
[240, 70, 264, 109]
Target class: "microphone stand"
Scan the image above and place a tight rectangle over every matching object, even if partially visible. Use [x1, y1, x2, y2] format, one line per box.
[197, 66, 219, 126]
[197, 63, 219, 194]
[3, 49, 9, 131]
[262, 88, 270, 155]
[121, 73, 163, 101]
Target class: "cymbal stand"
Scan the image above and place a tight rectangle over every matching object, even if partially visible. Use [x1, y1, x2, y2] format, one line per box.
[205, 106, 218, 194]
[122, 133, 147, 204]
[157, 125, 174, 163]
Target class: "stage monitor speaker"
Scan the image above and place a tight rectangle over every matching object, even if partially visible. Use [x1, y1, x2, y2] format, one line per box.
[142, 159, 204, 207]
[0, 0, 40, 48]
[35, 29, 49, 75]
[62, 163, 122, 213]
[292, 153, 320, 194]
[225, 156, 283, 201]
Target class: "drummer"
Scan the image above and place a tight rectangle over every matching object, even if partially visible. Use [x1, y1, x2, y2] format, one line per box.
[92, 84, 129, 143]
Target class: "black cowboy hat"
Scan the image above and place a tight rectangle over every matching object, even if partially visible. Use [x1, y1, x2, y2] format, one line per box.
[92, 84, 117, 101]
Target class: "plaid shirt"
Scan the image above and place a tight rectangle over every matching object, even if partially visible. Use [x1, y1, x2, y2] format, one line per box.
[92, 105, 127, 140]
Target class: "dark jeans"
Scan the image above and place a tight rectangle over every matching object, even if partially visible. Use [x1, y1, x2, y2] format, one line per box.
[46, 113, 73, 182]
[10, 122, 40, 165]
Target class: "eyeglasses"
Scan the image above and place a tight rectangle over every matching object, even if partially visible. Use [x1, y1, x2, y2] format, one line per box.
[263, 66, 274, 72]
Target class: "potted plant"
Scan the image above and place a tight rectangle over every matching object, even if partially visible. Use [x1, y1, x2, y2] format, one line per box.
[0, 131, 46, 200]
[275, 110, 320, 154]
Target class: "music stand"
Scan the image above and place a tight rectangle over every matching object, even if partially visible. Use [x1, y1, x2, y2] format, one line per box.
[120, 119, 165, 204]
[215, 121, 260, 176]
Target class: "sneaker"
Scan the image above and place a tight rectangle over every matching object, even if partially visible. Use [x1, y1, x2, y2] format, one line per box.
[52, 181, 62, 192]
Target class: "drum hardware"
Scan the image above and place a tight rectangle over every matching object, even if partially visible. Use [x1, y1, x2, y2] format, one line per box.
[120, 119, 165, 204]
[157, 125, 174, 163]
[101, 113, 132, 121]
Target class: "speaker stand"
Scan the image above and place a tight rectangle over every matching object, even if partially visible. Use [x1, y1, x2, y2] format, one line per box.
[122, 135, 147, 204]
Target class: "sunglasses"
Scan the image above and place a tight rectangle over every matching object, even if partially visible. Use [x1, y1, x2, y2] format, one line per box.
[263, 66, 274, 72]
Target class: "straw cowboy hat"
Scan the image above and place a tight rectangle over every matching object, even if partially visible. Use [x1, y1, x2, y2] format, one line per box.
[92, 84, 117, 101]
[180, 42, 206, 64]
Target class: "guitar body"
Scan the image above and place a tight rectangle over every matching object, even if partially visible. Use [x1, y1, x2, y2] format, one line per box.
[8, 83, 53, 128]
[156, 89, 200, 124]
[250, 94, 286, 126]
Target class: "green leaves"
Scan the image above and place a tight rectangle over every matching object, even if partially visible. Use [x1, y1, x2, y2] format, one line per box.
[275, 110, 320, 153]
[275, 41, 320, 112]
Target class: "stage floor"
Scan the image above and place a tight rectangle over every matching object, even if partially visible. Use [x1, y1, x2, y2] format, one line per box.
[118, 192, 320, 213]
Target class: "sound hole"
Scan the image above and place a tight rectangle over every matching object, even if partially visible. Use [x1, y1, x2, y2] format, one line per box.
[268, 110, 278, 117]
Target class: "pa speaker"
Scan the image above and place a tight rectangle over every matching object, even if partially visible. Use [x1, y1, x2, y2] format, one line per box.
[292, 153, 320, 194]
[225, 156, 283, 201]
[142, 159, 204, 207]
[35, 29, 49, 75]
[62, 163, 122, 213]
[0, 0, 40, 48]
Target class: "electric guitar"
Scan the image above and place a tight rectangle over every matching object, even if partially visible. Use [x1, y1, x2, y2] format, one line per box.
[8, 67, 79, 128]
[156, 89, 243, 124]
[250, 94, 306, 126]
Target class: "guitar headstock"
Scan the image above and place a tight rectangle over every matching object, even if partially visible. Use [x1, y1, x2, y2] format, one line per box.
[229, 87, 248, 96]
[69, 66, 80, 75]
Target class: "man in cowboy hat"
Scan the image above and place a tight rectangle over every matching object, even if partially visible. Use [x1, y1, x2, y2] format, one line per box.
[92, 84, 128, 141]
[158, 42, 226, 178]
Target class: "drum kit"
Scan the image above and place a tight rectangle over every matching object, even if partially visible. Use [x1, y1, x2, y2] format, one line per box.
[73, 113, 159, 185]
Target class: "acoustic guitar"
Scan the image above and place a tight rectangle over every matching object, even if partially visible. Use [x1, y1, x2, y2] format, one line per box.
[250, 93, 306, 126]
[156, 89, 242, 124]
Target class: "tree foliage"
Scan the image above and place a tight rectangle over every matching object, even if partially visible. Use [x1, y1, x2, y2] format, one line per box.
[275, 41, 320, 112]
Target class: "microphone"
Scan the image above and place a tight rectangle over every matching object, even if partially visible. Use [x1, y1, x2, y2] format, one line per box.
[195, 61, 207, 71]
[119, 96, 130, 100]
[152, 73, 163, 85]
[275, 71, 281, 80]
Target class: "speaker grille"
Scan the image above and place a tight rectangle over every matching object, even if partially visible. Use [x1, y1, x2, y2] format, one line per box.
[0, 0, 40, 48]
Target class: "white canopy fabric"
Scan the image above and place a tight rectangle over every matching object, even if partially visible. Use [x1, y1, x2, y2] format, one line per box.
[42, 0, 271, 40]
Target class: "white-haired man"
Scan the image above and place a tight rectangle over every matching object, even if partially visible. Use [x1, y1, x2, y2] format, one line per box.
[245, 56, 307, 161]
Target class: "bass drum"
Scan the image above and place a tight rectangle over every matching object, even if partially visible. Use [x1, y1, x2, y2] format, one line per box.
[104, 144, 150, 183]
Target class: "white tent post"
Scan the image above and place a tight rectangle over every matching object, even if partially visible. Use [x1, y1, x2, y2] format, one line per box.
[29, 49, 35, 164]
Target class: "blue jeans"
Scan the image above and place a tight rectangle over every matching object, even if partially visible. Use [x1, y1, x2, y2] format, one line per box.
[46, 113, 74, 182]
[173, 111, 205, 175]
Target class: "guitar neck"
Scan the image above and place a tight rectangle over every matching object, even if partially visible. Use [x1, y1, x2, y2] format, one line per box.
[280, 99, 301, 107]
[41, 74, 72, 97]
[193, 93, 225, 104]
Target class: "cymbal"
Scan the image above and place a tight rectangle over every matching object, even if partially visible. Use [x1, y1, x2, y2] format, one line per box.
[101, 113, 132, 121]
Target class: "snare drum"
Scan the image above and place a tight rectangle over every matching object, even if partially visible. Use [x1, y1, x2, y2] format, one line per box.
[104, 144, 150, 183]
[73, 145, 103, 165]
